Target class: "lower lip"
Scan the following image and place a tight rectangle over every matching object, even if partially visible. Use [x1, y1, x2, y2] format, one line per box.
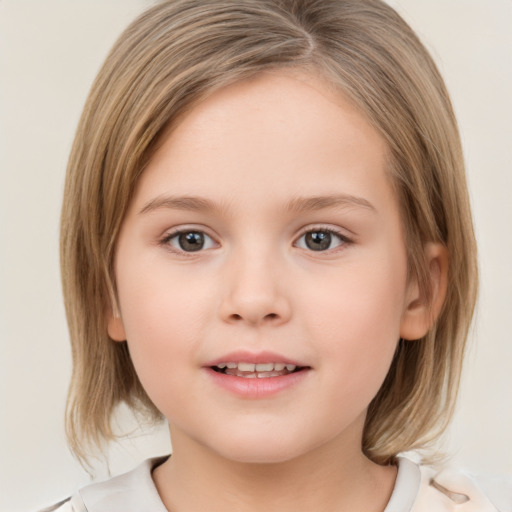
[204, 368, 310, 398]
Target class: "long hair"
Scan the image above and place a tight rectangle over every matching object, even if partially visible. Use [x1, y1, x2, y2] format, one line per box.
[61, 0, 478, 466]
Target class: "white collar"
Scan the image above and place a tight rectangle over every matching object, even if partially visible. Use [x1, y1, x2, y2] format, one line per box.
[70, 455, 502, 512]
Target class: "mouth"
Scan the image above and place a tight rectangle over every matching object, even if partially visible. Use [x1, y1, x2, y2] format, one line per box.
[205, 354, 311, 397]
[210, 362, 307, 379]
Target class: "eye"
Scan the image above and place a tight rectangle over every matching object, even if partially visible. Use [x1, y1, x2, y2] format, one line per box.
[295, 229, 348, 252]
[163, 230, 216, 253]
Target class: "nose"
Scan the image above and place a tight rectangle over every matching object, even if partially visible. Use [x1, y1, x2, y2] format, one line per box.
[218, 251, 292, 327]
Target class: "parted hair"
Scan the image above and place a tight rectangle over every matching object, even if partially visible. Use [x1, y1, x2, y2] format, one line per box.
[61, 0, 478, 466]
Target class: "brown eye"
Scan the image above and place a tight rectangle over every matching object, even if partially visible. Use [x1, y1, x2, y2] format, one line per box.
[305, 231, 331, 251]
[178, 232, 204, 251]
[296, 229, 346, 252]
[165, 230, 216, 253]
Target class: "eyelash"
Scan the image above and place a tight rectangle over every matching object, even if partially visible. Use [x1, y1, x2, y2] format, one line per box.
[159, 228, 217, 256]
[159, 226, 352, 255]
[295, 227, 352, 253]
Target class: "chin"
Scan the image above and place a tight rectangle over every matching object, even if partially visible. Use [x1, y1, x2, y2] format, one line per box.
[219, 447, 303, 465]
[206, 429, 316, 465]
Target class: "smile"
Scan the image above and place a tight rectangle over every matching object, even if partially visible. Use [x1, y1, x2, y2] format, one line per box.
[205, 351, 310, 397]
[211, 362, 302, 378]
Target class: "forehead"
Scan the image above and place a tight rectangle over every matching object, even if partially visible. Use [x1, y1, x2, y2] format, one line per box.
[132, 70, 394, 215]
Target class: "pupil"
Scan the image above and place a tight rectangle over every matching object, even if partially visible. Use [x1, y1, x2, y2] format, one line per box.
[305, 231, 331, 251]
[179, 232, 204, 252]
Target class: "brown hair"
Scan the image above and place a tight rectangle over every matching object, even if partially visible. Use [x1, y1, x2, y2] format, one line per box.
[61, 0, 478, 466]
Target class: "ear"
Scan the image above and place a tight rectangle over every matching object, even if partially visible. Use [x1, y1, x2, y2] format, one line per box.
[400, 242, 449, 341]
[107, 302, 127, 342]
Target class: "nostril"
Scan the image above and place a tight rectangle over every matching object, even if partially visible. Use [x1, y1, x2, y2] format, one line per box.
[228, 312, 279, 323]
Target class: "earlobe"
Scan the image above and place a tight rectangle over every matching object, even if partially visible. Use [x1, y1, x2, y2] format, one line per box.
[107, 304, 127, 342]
[400, 243, 449, 341]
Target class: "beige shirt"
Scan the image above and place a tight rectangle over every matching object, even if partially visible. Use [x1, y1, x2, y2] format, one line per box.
[41, 456, 511, 512]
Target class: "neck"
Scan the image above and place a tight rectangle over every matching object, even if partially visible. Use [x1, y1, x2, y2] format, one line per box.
[152, 424, 397, 512]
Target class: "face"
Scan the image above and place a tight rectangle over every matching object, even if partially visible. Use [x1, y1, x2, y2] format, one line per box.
[109, 71, 424, 464]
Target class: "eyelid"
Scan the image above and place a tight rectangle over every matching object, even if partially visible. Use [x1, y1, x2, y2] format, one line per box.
[294, 225, 353, 252]
[157, 223, 353, 255]
[159, 225, 220, 255]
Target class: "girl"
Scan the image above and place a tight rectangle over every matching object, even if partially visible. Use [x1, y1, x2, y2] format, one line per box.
[43, 0, 509, 510]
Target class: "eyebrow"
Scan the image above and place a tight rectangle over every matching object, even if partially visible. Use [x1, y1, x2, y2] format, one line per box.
[139, 193, 376, 215]
[285, 194, 376, 214]
[139, 195, 224, 215]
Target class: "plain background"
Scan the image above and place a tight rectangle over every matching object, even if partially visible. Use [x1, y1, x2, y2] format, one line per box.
[0, 1, 511, 511]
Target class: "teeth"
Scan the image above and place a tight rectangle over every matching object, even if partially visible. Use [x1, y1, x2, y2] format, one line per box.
[215, 362, 301, 374]
[255, 363, 273, 372]
[238, 362, 256, 372]
[257, 371, 282, 378]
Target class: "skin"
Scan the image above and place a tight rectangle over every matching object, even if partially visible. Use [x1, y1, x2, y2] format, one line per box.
[108, 71, 447, 512]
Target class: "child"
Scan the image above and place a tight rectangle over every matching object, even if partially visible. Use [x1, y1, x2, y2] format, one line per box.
[46, 0, 509, 510]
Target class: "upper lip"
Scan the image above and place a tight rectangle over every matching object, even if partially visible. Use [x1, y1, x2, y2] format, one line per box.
[204, 350, 307, 368]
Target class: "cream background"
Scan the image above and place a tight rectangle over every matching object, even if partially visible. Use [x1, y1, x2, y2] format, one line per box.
[0, 1, 510, 511]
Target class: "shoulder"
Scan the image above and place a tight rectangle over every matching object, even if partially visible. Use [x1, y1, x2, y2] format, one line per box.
[412, 462, 512, 512]
[37, 495, 85, 512]
[38, 456, 169, 512]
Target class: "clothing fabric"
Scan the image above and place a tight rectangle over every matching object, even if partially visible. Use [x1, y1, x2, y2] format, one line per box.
[41, 456, 511, 512]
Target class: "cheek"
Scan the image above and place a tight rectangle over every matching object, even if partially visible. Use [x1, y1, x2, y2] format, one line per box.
[300, 253, 407, 398]
[114, 259, 215, 404]
[304, 255, 406, 338]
